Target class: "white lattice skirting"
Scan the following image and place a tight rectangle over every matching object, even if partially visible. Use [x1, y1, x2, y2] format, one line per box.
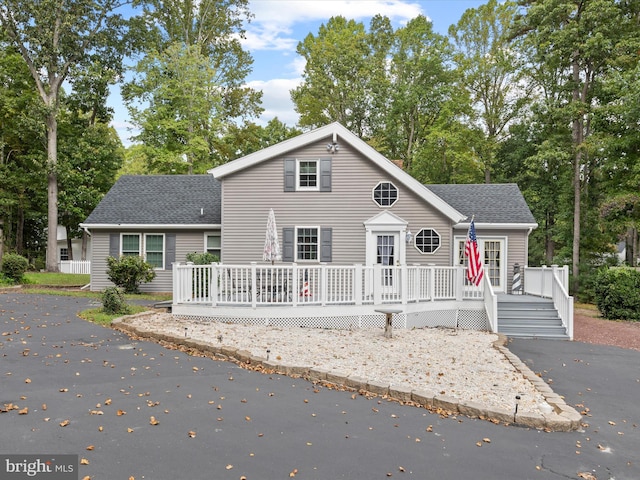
[173, 308, 488, 331]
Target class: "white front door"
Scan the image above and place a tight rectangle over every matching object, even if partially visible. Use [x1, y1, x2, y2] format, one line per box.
[364, 211, 409, 296]
[456, 237, 506, 292]
[376, 233, 398, 289]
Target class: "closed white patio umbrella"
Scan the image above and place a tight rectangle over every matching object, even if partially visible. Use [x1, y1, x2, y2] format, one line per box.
[263, 208, 281, 265]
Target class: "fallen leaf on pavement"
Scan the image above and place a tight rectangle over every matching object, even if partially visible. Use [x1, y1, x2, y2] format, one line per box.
[59, 420, 70, 427]
[80, 458, 89, 465]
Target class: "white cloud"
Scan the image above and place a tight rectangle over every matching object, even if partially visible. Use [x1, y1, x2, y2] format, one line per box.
[245, 0, 425, 52]
[247, 78, 301, 126]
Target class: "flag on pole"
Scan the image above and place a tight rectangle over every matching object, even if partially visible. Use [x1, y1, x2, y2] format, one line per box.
[300, 269, 310, 297]
[464, 218, 484, 286]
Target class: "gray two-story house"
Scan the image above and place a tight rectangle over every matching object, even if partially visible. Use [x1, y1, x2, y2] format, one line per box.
[82, 122, 537, 294]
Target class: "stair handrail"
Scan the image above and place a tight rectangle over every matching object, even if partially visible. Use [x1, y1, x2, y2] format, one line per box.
[483, 273, 497, 333]
[551, 267, 574, 340]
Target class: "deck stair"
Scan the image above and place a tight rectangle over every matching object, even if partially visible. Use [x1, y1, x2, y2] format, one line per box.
[497, 294, 569, 339]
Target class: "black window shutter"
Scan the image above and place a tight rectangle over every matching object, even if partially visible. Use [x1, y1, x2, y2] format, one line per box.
[320, 158, 332, 192]
[109, 234, 120, 258]
[284, 158, 295, 192]
[165, 234, 176, 270]
[320, 228, 332, 262]
[282, 227, 294, 262]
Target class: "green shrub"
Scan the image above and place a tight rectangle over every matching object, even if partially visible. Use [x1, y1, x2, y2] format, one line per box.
[1, 253, 29, 282]
[185, 252, 219, 264]
[594, 267, 640, 320]
[106, 255, 156, 294]
[101, 286, 131, 315]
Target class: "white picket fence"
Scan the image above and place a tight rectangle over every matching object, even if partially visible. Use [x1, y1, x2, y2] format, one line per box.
[58, 260, 91, 274]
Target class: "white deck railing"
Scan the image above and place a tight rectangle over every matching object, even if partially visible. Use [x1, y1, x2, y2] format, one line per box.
[523, 265, 569, 297]
[58, 260, 91, 274]
[524, 265, 573, 340]
[173, 262, 484, 308]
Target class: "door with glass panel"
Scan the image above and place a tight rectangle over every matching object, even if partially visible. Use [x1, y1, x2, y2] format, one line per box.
[457, 238, 505, 292]
[377, 234, 397, 291]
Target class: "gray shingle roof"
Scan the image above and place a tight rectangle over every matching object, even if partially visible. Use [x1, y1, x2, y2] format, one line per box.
[83, 175, 221, 225]
[425, 183, 536, 225]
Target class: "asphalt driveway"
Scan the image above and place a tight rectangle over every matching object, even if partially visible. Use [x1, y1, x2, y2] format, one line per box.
[1, 292, 638, 480]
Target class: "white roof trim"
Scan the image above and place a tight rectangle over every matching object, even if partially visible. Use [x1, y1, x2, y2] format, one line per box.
[454, 223, 538, 230]
[209, 122, 466, 223]
[80, 223, 222, 230]
[363, 210, 408, 227]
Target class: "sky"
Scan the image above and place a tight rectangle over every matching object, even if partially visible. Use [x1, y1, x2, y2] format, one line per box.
[108, 0, 485, 146]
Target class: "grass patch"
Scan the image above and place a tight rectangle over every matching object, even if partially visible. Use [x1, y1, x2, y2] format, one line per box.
[19, 286, 171, 302]
[23, 272, 90, 287]
[79, 304, 150, 326]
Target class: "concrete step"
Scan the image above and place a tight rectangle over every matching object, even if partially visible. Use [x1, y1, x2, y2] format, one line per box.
[497, 296, 568, 339]
[498, 317, 562, 326]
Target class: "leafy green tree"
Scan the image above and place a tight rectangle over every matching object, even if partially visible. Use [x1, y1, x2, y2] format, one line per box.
[0, 42, 47, 259]
[381, 16, 458, 172]
[57, 111, 125, 259]
[123, 42, 223, 174]
[124, 0, 262, 173]
[513, 0, 640, 292]
[0, 0, 132, 271]
[211, 118, 302, 164]
[291, 16, 373, 137]
[450, 0, 530, 183]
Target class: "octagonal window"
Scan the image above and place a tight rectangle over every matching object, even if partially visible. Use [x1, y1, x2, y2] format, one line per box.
[373, 182, 398, 207]
[415, 228, 440, 254]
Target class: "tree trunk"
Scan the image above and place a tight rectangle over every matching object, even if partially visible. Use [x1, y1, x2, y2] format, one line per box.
[0, 219, 4, 263]
[545, 212, 555, 264]
[66, 228, 73, 261]
[571, 60, 583, 294]
[81, 230, 88, 261]
[16, 207, 24, 255]
[46, 112, 59, 272]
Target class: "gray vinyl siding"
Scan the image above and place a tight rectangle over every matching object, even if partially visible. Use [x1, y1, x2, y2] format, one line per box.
[89, 229, 212, 292]
[220, 137, 453, 266]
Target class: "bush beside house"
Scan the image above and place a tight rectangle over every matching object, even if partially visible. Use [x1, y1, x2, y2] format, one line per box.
[594, 267, 640, 320]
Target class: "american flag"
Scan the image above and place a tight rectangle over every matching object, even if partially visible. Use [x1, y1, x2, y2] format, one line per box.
[465, 219, 484, 287]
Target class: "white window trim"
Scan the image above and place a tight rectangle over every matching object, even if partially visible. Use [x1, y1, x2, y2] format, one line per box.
[295, 225, 320, 262]
[203, 231, 222, 258]
[120, 233, 166, 270]
[454, 235, 507, 293]
[413, 227, 442, 255]
[372, 181, 399, 208]
[144, 233, 165, 270]
[296, 159, 320, 191]
[120, 233, 141, 256]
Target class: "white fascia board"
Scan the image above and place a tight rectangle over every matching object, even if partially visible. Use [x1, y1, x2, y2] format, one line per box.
[208, 123, 342, 178]
[80, 223, 222, 230]
[454, 222, 539, 230]
[209, 122, 466, 223]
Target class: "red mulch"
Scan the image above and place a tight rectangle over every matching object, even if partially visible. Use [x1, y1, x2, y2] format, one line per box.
[573, 307, 640, 351]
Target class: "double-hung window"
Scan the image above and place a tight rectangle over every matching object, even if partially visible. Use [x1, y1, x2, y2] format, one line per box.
[122, 234, 141, 256]
[120, 233, 164, 269]
[296, 227, 319, 261]
[297, 160, 318, 190]
[145, 234, 164, 269]
[205, 232, 221, 259]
